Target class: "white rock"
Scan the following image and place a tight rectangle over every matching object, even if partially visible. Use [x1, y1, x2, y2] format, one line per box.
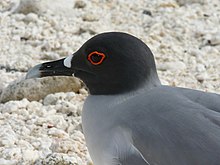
[0, 158, 17, 165]
[160, 79, 170, 85]
[43, 94, 59, 105]
[189, 49, 204, 57]
[1, 148, 22, 160]
[208, 33, 220, 46]
[41, 52, 60, 60]
[0, 126, 17, 146]
[196, 72, 208, 82]
[17, 139, 33, 149]
[47, 128, 69, 138]
[0, 77, 82, 103]
[83, 12, 99, 22]
[39, 138, 52, 150]
[50, 138, 75, 153]
[14, 0, 45, 14]
[49, 115, 68, 130]
[1, 101, 18, 113]
[66, 92, 77, 100]
[74, 0, 86, 9]
[34, 153, 82, 165]
[176, 0, 205, 5]
[158, 61, 186, 71]
[79, 88, 88, 95]
[22, 149, 39, 162]
[23, 13, 38, 22]
[56, 101, 78, 114]
[196, 63, 206, 72]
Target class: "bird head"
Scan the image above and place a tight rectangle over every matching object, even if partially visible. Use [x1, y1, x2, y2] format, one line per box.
[26, 32, 160, 95]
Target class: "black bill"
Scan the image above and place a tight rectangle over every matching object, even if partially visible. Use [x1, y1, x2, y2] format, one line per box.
[26, 58, 75, 79]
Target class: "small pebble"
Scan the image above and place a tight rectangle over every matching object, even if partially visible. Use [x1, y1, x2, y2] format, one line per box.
[23, 13, 38, 22]
[196, 64, 206, 72]
[74, 0, 86, 9]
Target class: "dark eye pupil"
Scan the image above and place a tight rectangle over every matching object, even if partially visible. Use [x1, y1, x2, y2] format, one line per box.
[88, 51, 106, 65]
[91, 54, 102, 63]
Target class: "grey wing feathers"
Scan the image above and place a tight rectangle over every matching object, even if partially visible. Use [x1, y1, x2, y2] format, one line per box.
[111, 127, 150, 165]
[119, 145, 150, 165]
[177, 87, 220, 112]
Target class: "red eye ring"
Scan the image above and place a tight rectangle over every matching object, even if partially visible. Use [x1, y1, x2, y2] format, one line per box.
[87, 51, 106, 65]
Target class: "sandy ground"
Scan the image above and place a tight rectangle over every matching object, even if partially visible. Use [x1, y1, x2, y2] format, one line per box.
[0, 0, 220, 164]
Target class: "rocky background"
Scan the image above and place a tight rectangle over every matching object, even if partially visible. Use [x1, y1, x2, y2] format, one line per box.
[0, 0, 220, 164]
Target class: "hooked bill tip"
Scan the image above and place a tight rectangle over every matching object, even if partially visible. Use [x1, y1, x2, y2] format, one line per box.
[26, 64, 42, 79]
[64, 54, 73, 68]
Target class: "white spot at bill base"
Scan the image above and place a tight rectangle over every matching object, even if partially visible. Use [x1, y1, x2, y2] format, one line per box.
[64, 54, 73, 68]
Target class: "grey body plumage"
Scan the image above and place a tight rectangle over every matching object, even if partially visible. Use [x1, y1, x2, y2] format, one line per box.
[26, 32, 220, 165]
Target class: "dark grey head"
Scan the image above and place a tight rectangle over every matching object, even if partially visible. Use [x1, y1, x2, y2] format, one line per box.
[26, 32, 161, 95]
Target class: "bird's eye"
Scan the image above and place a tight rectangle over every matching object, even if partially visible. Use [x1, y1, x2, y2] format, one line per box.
[87, 51, 106, 65]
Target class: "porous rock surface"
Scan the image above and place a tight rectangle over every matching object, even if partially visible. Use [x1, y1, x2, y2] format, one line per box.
[0, 0, 219, 164]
